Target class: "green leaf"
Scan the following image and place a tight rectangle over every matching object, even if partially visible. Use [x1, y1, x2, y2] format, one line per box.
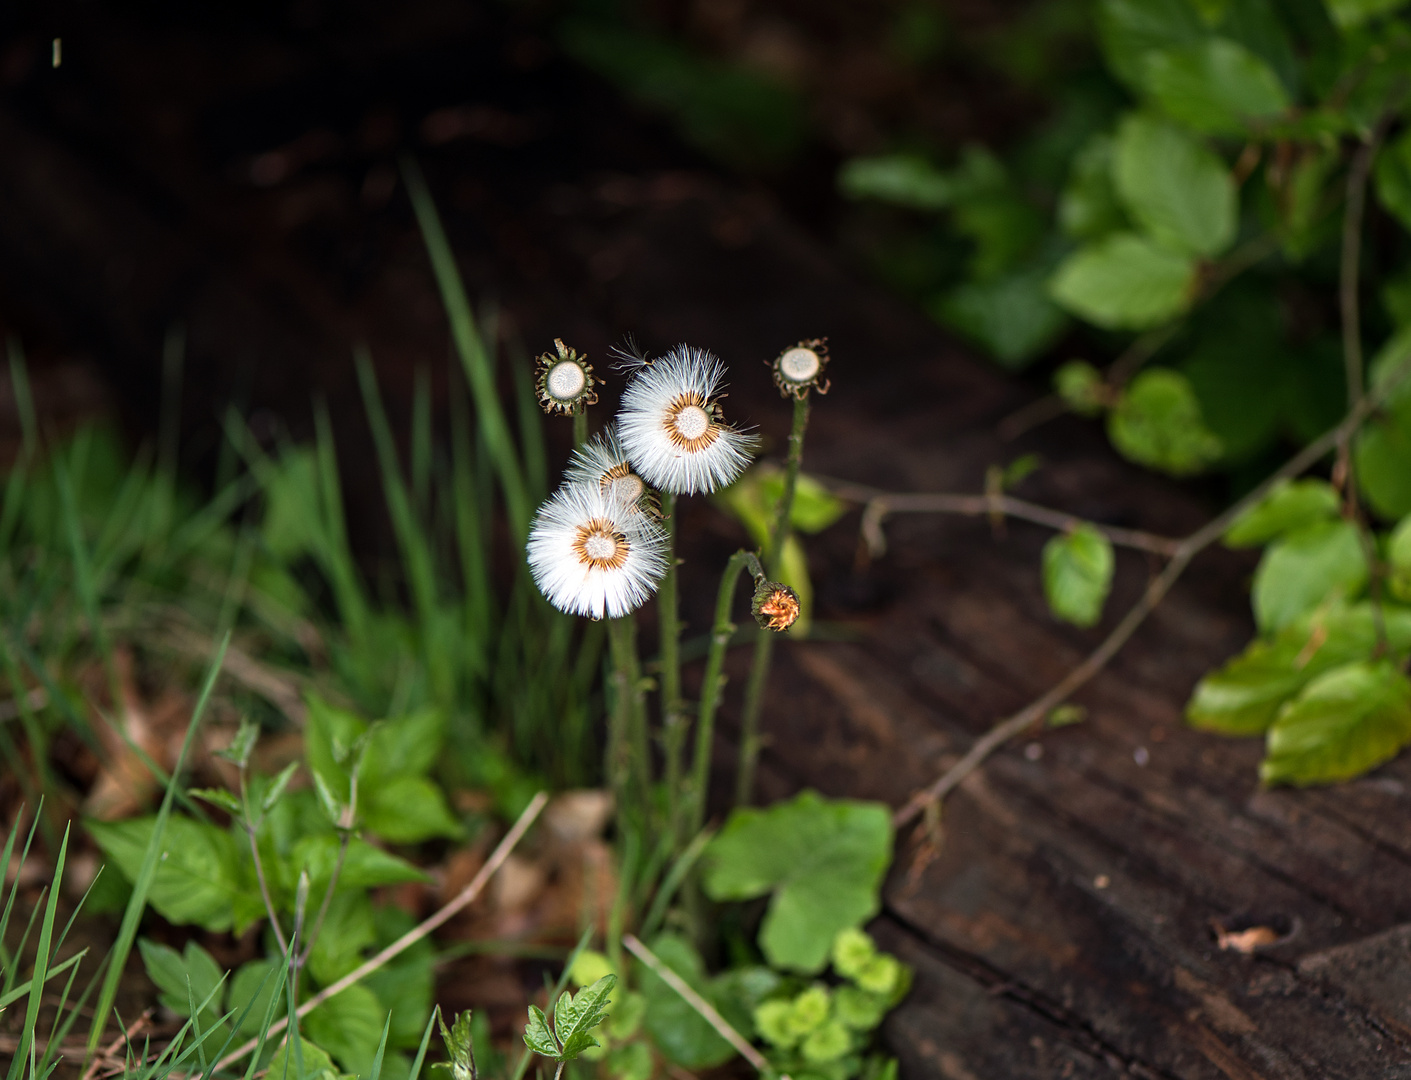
[306, 982, 389, 1077]
[1049, 233, 1196, 330]
[1262, 661, 1411, 784]
[190, 787, 243, 815]
[1223, 479, 1341, 547]
[935, 266, 1069, 369]
[1054, 360, 1107, 417]
[266, 1035, 346, 1080]
[1252, 520, 1369, 633]
[1113, 114, 1235, 258]
[1141, 38, 1289, 134]
[523, 1004, 560, 1060]
[291, 833, 427, 896]
[262, 761, 302, 815]
[229, 958, 282, 1037]
[605, 1041, 653, 1080]
[138, 938, 229, 1042]
[365, 905, 436, 1049]
[438, 1010, 477, 1080]
[1356, 419, 1411, 520]
[216, 717, 260, 768]
[1323, 0, 1411, 30]
[88, 815, 259, 933]
[1390, 515, 1411, 602]
[639, 934, 735, 1069]
[1042, 525, 1115, 628]
[1059, 134, 1127, 241]
[1107, 369, 1223, 476]
[702, 791, 892, 973]
[363, 775, 463, 843]
[837, 154, 956, 211]
[554, 974, 617, 1059]
[1096, 0, 1204, 90]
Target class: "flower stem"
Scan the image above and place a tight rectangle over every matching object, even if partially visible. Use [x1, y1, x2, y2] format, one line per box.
[692, 550, 765, 836]
[735, 395, 811, 806]
[657, 491, 688, 848]
[572, 409, 587, 449]
[606, 615, 648, 825]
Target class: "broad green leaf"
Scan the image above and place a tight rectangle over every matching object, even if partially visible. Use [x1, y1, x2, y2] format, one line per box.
[639, 934, 735, 1069]
[523, 1004, 559, 1059]
[1096, 0, 1204, 89]
[1375, 128, 1411, 233]
[267, 1035, 346, 1080]
[307, 891, 378, 986]
[1280, 147, 1340, 262]
[1390, 515, 1411, 602]
[1042, 526, 1115, 629]
[1050, 233, 1196, 329]
[363, 775, 463, 844]
[1058, 134, 1126, 240]
[702, 791, 892, 973]
[138, 938, 229, 1041]
[554, 974, 617, 1059]
[1223, 479, 1340, 547]
[1252, 520, 1368, 632]
[1108, 369, 1223, 475]
[88, 815, 260, 933]
[837, 155, 955, 210]
[1185, 602, 1411, 733]
[606, 1041, 653, 1080]
[1054, 360, 1107, 417]
[1113, 114, 1236, 257]
[1262, 661, 1411, 784]
[1356, 418, 1411, 520]
[291, 833, 427, 897]
[229, 958, 282, 1037]
[1323, 0, 1411, 29]
[936, 266, 1069, 369]
[1142, 38, 1289, 134]
[306, 982, 390, 1078]
[365, 905, 436, 1049]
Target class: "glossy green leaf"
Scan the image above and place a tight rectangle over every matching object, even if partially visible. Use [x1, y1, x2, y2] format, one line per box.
[1058, 134, 1126, 240]
[702, 791, 892, 973]
[554, 974, 617, 1059]
[1050, 233, 1196, 329]
[1107, 369, 1223, 476]
[1042, 525, 1115, 629]
[1252, 520, 1368, 633]
[138, 938, 229, 1042]
[1262, 661, 1411, 784]
[1113, 114, 1236, 257]
[1096, 0, 1204, 90]
[523, 1004, 559, 1059]
[639, 934, 736, 1069]
[1223, 479, 1341, 548]
[1142, 38, 1289, 134]
[1390, 515, 1411, 602]
[936, 266, 1069, 368]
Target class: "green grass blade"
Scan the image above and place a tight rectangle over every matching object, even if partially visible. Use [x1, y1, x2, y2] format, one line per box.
[401, 157, 530, 540]
[368, 1013, 392, 1080]
[510, 350, 547, 503]
[0, 943, 86, 1008]
[311, 401, 371, 645]
[406, 1006, 440, 1080]
[85, 633, 231, 1060]
[7, 822, 68, 1080]
[411, 366, 432, 518]
[0, 809, 42, 992]
[55, 448, 122, 713]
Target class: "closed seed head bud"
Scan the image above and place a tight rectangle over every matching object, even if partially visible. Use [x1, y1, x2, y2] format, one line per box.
[772, 338, 830, 399]
[536, 338, 599, 415]
[751, 580, 800, 632]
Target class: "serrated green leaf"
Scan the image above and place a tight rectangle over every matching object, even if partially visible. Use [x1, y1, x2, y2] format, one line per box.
[523, 1005, 560, 1059]
[1108, 369, 1223, 476]
[262, 761, 302, 815]
[1113, 114, 1235, 258]
[438, 1010, 477, 1080]
[1223, 480, 1341, 548]
[363, 775, 463, 843]
[1252, 520, 1369, 633]
[138, 938, 231, 1048]
[216, 717, 260, 768]
[554, 974, 616, 1059]
[1042, 525, 1114, 629]
[1324, 0, 1411, 30]
[1142, 38, 1289, 135]
[1049, 233, 1196, 330]
[702, 791, 892, 973]
[1262, 660, 1411, 784]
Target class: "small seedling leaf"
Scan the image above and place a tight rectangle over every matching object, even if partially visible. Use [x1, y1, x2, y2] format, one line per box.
[554, 974, 617, 1059]
[522, 1004, 560, 1059]
[1042, 525, 1114, 629]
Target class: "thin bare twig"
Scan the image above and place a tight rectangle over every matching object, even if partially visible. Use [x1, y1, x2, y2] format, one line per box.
[819, 479, 1183, 558]
[212, 791, 549, 1073]
[894, 347, 1411, 830]
[622, 934, 784, 1078]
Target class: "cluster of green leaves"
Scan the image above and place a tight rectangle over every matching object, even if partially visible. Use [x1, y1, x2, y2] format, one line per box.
[1188, 478, 1411, 784]
[843, 0, 1411, 492]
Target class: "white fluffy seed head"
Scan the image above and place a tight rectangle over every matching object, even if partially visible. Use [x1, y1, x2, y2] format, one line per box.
[526, 482, 668, 619]
[564, 427, 651, 512]
[616, 345, 759, 495]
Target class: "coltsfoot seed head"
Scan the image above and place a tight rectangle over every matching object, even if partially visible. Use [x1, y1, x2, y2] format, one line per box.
[772, 338, 830, 399]
[535, 338, 599, 415]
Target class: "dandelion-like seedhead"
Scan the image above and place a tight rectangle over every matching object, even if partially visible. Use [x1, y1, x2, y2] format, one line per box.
[564, 427, 654, 515]
[617, 344, 759, 495]
[772, 338, 830, 399]
[527, 482, 668, 619]
[535, 338, 599, 415]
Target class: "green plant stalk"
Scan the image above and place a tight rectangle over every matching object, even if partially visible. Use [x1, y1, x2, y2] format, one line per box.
[736, 395, 810, 806]
[692, 550, 764, 835]
[657, 491, 690, 847]
[573, 409, 588, 449]
[606, 615, 641, 825]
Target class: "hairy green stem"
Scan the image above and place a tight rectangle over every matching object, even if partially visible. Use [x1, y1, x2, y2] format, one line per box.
[657, 492, 689, 846]
[573, 409, 587, 449]
[736, 395, 811, 806]
[692, 550, 765, 835]
[605, 616, 637, 823]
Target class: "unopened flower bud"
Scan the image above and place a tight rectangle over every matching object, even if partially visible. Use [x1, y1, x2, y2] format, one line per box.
[752, 580, 800, 632]
[772, 338, 830, 399]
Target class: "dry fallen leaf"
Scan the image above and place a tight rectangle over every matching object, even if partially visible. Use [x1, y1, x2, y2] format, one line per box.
[1214, 923, 1281, 953]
